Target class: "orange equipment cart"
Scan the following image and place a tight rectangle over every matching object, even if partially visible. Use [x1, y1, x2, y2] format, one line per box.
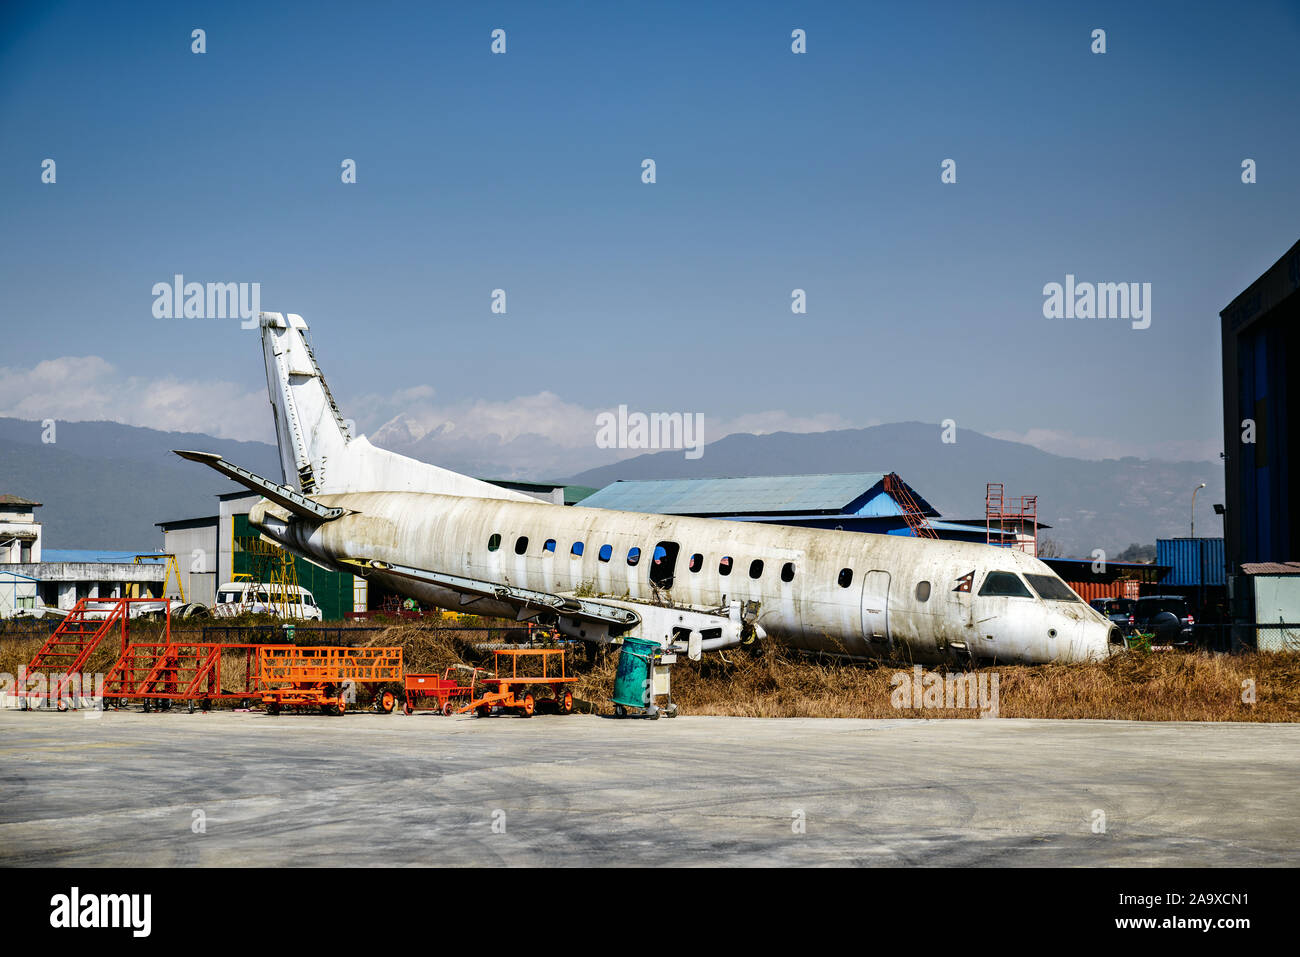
[258, 645, 404, 715]
[460, 648, 577, 718]
[402, 665, 486, 715]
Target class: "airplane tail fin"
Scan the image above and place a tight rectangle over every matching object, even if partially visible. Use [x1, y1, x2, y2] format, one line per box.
[261, 312, 351, 493]
[259, 312, 533, 501]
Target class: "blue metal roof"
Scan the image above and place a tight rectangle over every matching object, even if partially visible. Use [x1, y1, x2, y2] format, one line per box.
[580, 472, 938, 517]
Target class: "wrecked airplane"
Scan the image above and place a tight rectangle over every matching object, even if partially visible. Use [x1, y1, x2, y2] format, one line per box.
[176, 312, 1123, 666]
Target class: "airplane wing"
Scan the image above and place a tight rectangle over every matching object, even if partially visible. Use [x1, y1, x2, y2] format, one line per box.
[343, 557, 752, 657]
[339, 558, 642, 630]
[173, 450, 346, 522]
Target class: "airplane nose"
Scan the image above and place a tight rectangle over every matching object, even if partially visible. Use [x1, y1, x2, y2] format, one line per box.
[1067, 620, 1119, 662]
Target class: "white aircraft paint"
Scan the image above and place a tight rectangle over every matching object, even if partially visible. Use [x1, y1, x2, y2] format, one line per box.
[181, 313, 1122, 666]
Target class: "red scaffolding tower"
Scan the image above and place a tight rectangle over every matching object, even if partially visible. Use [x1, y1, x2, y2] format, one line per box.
[986, 483, 1038, 555]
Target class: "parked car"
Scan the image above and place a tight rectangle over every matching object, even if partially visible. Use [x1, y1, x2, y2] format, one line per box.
[1088, 597, 1137, 634]
[1132, 595, 1195, 647]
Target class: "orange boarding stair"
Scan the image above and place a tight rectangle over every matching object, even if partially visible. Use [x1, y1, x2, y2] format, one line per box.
[103, 642, 259, 712]
[21, 598, 148, 708]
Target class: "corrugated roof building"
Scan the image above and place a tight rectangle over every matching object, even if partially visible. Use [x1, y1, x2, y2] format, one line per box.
[579, 472, 1012, 542]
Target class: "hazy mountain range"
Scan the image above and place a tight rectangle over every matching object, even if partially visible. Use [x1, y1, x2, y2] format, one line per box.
[0, 417, 1223, 557]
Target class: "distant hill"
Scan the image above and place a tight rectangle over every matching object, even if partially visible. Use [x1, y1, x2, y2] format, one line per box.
[0, 418, 281, 550]
[0, 417, 1224, 558]
[566, 422, 1225, 558]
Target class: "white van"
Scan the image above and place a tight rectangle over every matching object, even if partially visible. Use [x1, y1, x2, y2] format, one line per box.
[213, 582, 323, 620]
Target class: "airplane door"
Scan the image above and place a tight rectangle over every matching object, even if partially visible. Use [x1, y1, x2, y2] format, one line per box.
[861, 570, 890, 647]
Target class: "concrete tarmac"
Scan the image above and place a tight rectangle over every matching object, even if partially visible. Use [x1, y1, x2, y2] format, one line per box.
[1, 709, 1296, 866]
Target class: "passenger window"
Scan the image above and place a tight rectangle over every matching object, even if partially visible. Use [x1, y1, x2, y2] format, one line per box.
[514, 536, 529, 555]
[487, 533, 501, 552]
[781, 562, 795, 583]
[543, 539, 556, 553]
[719, 556, 733, 576]
[978, 571, 1033, 598]
[571, 542, 584, 557]
[598, 544, 612, 563]
[627, 547, 641, 566]
[688, 553, 703, 572]
[838, 568, 853, 588]
[915, 581, 931, 602]
[749, 559, 764, 579]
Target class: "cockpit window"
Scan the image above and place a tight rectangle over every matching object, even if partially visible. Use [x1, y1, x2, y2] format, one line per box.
[978, 571, 1033, 598]
[1024, 574, 1081, 602]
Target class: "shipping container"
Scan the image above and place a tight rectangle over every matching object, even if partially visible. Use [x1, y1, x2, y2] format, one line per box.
[1065, 579, 1141, 604]
[1157, 538, 1226, 587]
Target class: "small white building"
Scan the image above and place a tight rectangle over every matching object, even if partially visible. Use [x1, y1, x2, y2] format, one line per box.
[0, 491, 173, 616]
[0, 494, 42, 565]
[0, 569, 40, 617]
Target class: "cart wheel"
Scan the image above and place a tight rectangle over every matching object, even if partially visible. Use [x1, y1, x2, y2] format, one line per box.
[403, 699, 414, 716]
[613, 704, 626, 718]
[376, 690, 397, 714]
[187, 700, 195, 714]
[158, 698, 172, 712]
[664, 704, 678, 718]
[143, 698, 151, 713]
[520, 693, 535, 717]
[266, 702, 281, 716]
[57, 698, 68, 713]
[558, 690, 574, 715]
[200, 699, 212, 712]
[441, 700, 455, 717]
[475, 704, 491, 718]
[647, 707, 660, 720]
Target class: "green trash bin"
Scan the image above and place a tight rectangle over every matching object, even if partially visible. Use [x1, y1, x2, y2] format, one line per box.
[612, 637, 658, 713]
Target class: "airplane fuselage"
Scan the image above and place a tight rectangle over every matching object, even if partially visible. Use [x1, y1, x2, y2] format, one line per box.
[252, 490, 1120, 665]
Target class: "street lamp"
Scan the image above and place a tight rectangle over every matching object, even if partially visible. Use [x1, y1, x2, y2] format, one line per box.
[1191, 482, 1206, 538]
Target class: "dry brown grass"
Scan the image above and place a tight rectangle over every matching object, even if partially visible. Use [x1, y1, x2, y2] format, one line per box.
[3, 621, 1297, 721]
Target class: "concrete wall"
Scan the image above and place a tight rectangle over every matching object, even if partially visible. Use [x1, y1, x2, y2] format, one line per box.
[6, 562, 166, 611]
[0, 519, 41, 564]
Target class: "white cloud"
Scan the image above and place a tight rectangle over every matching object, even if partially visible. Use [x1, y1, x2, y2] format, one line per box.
[357, 390, 862, 450]
[0, 355, 270, 441]
[987, 427, 1220, 463]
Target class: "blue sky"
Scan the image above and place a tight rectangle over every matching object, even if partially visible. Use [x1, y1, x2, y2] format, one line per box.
[1, 0, 1298, 468]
